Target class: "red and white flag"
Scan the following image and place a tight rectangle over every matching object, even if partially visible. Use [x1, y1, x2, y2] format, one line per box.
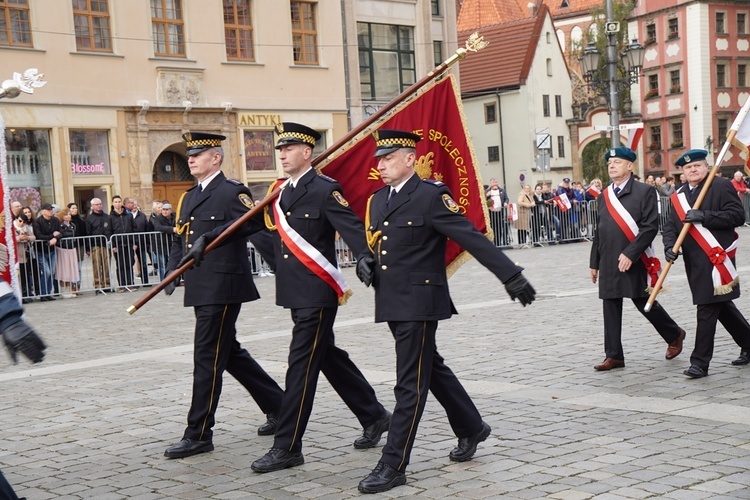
[507, 203, 518, 222]
[627, 126, 644, 151]
[553, 192, 571, 212]
[730, 95, 750, 175]
[586, 185, 601, 199]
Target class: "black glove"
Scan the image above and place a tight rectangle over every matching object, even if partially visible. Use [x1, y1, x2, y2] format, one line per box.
[665, 247, 681, 263]
[3, 320, 46, 364]
[684, 209, 705, 224]
[177, 235, 209, 269]
[356, 255, 376, 287]
[163, 275, 179, 296]
[504, 273, 536, 307]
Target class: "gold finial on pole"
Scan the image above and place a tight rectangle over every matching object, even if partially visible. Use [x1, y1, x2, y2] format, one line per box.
[465, 32, 489, 53]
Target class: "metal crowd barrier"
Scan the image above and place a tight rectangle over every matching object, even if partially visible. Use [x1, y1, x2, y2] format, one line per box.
[19, 232, 173, 300]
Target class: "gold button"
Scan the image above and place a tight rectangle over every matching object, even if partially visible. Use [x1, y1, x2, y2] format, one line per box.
[284, 254, 289, 259]
[381, 250, 387, 255]
[384, 221, 389, 226]
[369, 226, 374, 230]
[408, 221, 412, 226]
[425, 279, 430, 284]
[210, 216, 215, 220]
[190, 216, 195, 221]
[187, 244, 192, 248]
[381, 265, 387, 270]
[189, 231, 193, 235]
[305, 213, 309, 218]
[286, 211, 292, 216]
[382, 235, 388, 241]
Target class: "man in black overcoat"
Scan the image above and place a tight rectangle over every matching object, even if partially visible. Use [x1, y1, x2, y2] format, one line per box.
[589, 147, 685, 371]
[355, 130, 536, 494]
[662, 149, 750, 378]
[250, 122, 390, 473]
[162, 132, 283, 458]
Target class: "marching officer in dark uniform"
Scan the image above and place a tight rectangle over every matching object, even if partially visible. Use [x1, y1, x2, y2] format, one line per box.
[162, 132, 283, 459]
[251, 122, 390, 473]
[355, 130, 537, 494]
[589, 147, 685, 371]
[663, 149, 750, 378]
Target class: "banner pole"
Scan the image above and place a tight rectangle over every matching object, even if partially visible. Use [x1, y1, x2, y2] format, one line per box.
[128, 34, 489, 314]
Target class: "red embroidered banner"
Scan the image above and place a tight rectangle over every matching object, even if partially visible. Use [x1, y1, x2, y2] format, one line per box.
[318, 75, 489, 275]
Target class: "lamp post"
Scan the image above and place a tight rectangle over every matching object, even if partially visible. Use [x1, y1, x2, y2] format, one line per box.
[579, 0, 645, 148]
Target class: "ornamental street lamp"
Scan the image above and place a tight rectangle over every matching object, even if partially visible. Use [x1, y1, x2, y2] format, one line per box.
[578, 0, 645, 148]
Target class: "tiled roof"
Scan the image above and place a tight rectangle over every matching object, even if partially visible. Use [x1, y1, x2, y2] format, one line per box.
[546, 0, 602, 18]
[458, 4, 549, 95]
[458, 0, 599, 31]
[457, 0, 531, 32]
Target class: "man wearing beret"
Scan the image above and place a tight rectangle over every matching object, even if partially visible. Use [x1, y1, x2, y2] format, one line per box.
[250, 122, 390, 473]
[662, 149, 750, 378]
[355, 129, 536, 493]
[590, 147, 685, 371]
[162, 132, 284, 458]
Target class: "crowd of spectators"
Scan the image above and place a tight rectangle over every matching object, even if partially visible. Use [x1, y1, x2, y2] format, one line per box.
[10, 197, 176, 301]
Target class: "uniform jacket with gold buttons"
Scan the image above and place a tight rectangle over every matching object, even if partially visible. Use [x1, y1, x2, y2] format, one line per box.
[367, 173, 521, 322]
[168, 171, 263, 307]
[266, 168, 369, 309]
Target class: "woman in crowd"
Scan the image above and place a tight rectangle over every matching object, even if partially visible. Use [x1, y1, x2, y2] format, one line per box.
[13, 212, 36, 303]
[516, 184, 535, 248]
[54, 207, 79, 298]
[21, 206, 41, 299]
[67, 202, 87, 294]
[531, 184, 547, 246]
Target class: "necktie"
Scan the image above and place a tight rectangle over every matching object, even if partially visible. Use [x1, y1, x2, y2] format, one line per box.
[197, 183, 203, 194]
[613, 186, 621, 196]
[387, 189, 396, 207]
[282, 184, 294, 208]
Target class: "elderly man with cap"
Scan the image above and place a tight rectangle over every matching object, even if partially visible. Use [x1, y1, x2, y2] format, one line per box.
[355, 129, 536, 493]
[589, 146, 685, 372]
[250, 122, 390, 473]
[663, 149, 750, 378]
[161, 132, 284, 459]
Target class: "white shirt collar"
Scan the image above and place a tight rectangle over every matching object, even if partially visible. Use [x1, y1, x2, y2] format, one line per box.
[290, 167, 313, 188]
[200, 170, 222, 191]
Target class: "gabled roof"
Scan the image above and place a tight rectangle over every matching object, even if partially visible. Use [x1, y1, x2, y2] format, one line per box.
[458, 3, 550, 96]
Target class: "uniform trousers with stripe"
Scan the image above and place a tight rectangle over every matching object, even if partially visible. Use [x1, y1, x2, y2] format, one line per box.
[380, 320, 483, 472]
[184, 303, 284, 441]
[273, 306, 387, 453]
[603, 298, 682, 360]
[691, 301, 750, 370]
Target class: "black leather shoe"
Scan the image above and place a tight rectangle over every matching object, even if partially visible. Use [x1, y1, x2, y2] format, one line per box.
[358, 462, 406, 494]
[164, 438, 214, 459]
[684, 365, 708, 378]
[354, 411, 391, 449]
[449, 421, 491, 462]
[732, 350, 750, 366]
[257, 411, 278, 436]
[250, 448, 304, 473]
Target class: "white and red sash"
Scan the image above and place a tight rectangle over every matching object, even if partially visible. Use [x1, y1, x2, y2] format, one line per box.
[602, 185, 661, 290]
[272, 192, 352, 304]
[670, 191, 739, 295]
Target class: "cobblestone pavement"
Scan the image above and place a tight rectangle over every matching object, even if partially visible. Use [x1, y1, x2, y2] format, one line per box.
[2, 231, 749, 499]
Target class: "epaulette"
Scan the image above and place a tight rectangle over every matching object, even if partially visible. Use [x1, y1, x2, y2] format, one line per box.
[226, 178, 243, 185]
[423, 179, 444, 187]
[318, 174, 337, 183]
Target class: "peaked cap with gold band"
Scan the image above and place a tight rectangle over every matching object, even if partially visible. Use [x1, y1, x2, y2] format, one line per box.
[274, 122, 321, 149]
[182, 131, 226, 156]
[372, 129, 422, 157]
